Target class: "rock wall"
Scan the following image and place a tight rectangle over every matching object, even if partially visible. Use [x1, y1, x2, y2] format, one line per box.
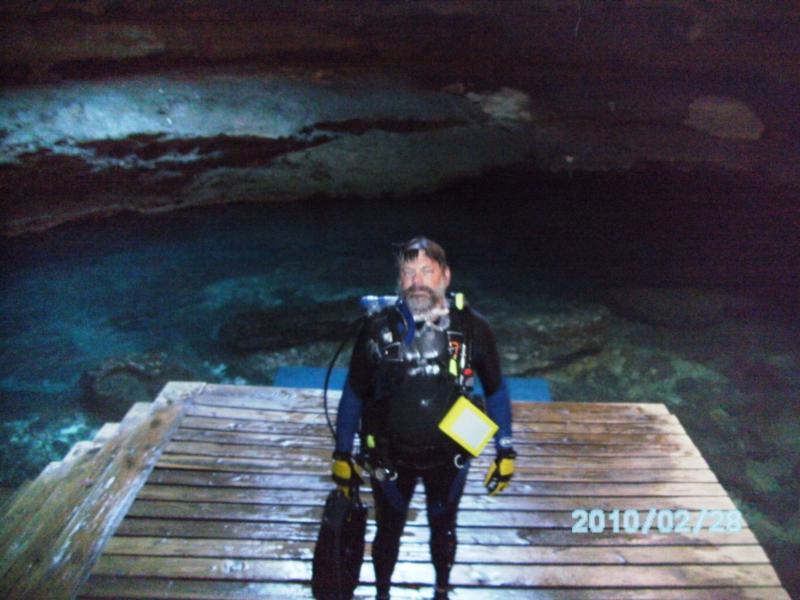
[3, 1, 799, 87]
[1, 1, 799, 234]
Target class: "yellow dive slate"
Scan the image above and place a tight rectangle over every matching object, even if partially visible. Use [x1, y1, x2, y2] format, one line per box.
[438, 396, 498, 457]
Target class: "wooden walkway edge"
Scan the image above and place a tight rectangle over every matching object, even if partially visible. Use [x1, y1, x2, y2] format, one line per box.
[0, 382, 791, 599]
[0, 382, 204, 599]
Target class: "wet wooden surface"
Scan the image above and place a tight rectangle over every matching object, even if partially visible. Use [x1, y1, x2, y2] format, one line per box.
[71, 384, 789, 599]
[0, 382, 203, 599]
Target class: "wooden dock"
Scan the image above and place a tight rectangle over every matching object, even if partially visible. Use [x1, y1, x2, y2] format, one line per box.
[0, 382, 790, 599]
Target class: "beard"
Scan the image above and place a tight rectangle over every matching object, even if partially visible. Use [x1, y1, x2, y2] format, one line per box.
[402, 283, 447, 317]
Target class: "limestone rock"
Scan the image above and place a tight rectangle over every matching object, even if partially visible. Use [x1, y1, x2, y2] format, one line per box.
[683, 96, 765, 140]
[597, 287, 756, 328]
[79, 351, 203, 419]
[493, 303, 610, 374]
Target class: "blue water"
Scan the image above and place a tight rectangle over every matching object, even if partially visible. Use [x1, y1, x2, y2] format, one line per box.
[1, 173, 797, 487]
[0, 194, 554, 484]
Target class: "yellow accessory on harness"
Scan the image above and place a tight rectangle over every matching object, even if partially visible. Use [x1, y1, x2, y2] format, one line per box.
[438, 395, 498, 457]
[449, 357, 458, 376]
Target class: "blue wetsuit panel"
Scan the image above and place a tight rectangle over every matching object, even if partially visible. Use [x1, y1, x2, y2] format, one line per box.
[484, 377, 512, 449]
[335, 379, 362, 454]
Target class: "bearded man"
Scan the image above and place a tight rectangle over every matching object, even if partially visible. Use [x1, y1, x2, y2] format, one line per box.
[332, 236, 515, 600]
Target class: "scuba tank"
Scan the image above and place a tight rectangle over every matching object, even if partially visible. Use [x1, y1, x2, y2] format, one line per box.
[323, 295, 414, 439]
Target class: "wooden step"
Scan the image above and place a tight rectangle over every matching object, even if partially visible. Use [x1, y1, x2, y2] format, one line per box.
[0, 381, 204, 599]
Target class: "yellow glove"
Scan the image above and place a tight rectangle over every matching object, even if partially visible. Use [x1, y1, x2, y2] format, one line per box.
[484, 449, 516, 496]
[332, 452, 362, 497]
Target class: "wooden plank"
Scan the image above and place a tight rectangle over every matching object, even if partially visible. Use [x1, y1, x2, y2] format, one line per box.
[0, 382, 203, 600]
[101, 536, 770, 565]
[125, 499, 744, 531]
[453, 587, 787, 600]
[148, 467, 730, 495]
[196, 386, 676, 423]
[181, 411, 679, 434]
[161, 441, 711, 468]
[92, 423, 120, 444]
[115, 517, 761, 545]
[182, 414, 688, 435]
[172, 426, 702, 457]
[198, 384, 672, 416]
[164, 440, 709, 470]
[89, 555, 783, 587]
[124, 499, 579, 528]
[192, 395, 685, 430]
[199, 384, 340, 412]
[1, 434, 138, 587]
[160, 442, 710, 470]
[173, 424, 700, 457]
[188, 404, 681, 435]
[78, 575, 792, 600]
[181, 410, 699, 447]
[0, 442, 98, 548]
[154, 455, 719, 484]
[79, 577, 320, 599]
[0, 485, 26, 516]
[136, 484, 737, 510]
[511, 401, 670, 415]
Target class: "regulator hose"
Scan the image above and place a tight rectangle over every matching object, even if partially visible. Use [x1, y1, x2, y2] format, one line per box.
[323, 316, 367, 439]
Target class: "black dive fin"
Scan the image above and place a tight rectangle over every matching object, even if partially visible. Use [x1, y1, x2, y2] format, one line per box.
[312, 487, 367, 599]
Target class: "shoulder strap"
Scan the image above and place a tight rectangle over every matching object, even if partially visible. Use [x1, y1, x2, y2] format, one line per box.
[446, 292, 475, 387]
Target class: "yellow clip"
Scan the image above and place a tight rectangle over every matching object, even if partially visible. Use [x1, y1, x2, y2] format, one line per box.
[449, 358, 458, 376]
[367, 434, 376, 449]
[455, 292, 464, 310]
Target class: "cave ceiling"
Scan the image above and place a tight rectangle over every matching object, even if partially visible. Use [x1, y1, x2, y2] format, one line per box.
[1, 0, 798, 235]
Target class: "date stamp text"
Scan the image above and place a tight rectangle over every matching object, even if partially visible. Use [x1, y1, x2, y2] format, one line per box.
[571, 508, 743, 534]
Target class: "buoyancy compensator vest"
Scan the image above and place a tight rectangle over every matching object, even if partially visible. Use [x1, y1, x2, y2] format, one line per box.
[361, 292, 477, 469]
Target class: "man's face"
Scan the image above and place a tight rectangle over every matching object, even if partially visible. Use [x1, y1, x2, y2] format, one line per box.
[399, 252, 451, 315]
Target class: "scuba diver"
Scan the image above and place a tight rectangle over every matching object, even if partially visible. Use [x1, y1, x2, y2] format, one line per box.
[332, 236, 515, 600]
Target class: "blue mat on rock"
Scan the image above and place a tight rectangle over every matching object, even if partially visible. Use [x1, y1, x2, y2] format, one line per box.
[274, 367, 551, 402]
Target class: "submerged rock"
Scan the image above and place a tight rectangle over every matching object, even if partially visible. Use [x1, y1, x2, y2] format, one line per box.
[229, 340, 342, 385]
[80, 351, 204, 419]
[218, 297, 362, 352]
[0, 411, 97, 488]
[493, 303, 610, 374]
[596, 286, 756, 328]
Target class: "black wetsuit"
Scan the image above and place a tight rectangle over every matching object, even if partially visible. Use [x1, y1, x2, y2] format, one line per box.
[334, 300, 511, 595]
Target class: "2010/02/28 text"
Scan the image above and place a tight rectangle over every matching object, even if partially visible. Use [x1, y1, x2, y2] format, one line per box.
[571, 509, 743, 534]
